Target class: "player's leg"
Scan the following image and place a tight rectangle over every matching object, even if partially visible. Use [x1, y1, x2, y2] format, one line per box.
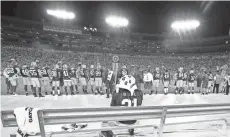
[148, 82, 153, 95]
[155, 80, 159, 94]
[22, 77, 28, 95]
[56, 81, 61, 95]
[175, 81, 179, 94]
[52, 81, 56, 96]
[5, 78, 10, 94]
[164, 81, 169, 95]
[30, 78, 37, 97]
[70, 78, 74, 95]
[36, 78, 43, 97]
[64, 80, 68, 95]
[188, 82, 191, 94]
[74, 78, 79, 93]
[10, 78, 17, 95]
[69, 81, 74, 95]
[73, 78, 79, 93]
[150, 81, 155, 95]
[106, 82, 110, 98]
[95, 78, 99, 95]
[44, 78, 49, 95]
[99, 78, 104, 95]
[226, 83, 229, 95]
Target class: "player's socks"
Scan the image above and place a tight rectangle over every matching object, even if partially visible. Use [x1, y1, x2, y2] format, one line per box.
[106, 89, 110, 98]
[24, 85, 28, 92]
[38, 87, 44, 97]
[11, 86, 17, 95]
[75, 85, 78, 92]
[57, 87, 61, 95]
[188, 90, 190, 94]
[164, 88, 166, 95]
[70, 85, 73, 92]
[64, 87, 68, 95]
[30, 85, 33, 92]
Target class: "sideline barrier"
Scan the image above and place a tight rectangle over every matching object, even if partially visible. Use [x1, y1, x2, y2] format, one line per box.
[1, 103, 230, 137]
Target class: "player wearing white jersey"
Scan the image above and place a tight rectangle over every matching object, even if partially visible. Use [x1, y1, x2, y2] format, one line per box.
[143, 66, 153, 95]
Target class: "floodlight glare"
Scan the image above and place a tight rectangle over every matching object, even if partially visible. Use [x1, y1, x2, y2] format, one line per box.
[171, 20, 200, 30]
[105, 16, 129, 27]
[46, 9, 75, 20]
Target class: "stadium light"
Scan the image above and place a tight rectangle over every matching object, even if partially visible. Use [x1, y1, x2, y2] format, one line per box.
[171, 20, 200, 31]
[46, 9, 75, 20]
[105, 16, 129, 28]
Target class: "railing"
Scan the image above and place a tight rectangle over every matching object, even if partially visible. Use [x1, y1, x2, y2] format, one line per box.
[1, 103, 230, 137]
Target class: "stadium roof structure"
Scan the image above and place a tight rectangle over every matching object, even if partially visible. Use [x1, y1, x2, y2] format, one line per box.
[1, 1, 230, 55]
[2, 1, 230, 37]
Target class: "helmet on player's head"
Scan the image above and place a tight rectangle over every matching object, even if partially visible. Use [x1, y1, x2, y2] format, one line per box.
[63, 64, 68, 69]
[53, 64, 57, 69]
[178, 67, 183, 72]
[97, 63, 101, 69]
[31, 62, 37, 67]
[122, 65, 127, 69]
[116, 75, 137, 96]
[82, 64, 86, 69]
[35, 59, 39, 63]
[165, 68, 168, 72]
[90, 65, 94, 69]
[190, 70, 194, 74]
[156, 67, 160, 72]
[22, 65, 27, 68]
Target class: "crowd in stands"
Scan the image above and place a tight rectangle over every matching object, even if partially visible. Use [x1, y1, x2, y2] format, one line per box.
[2, 45, 229, 74]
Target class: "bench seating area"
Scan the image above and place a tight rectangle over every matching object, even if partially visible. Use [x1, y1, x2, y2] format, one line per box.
[1, 103, 230, 137]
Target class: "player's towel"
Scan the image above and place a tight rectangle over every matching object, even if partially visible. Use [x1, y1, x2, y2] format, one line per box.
[14, 107, 40, 137]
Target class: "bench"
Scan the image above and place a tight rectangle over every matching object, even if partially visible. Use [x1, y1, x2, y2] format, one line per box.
[2, 103, 230, 137]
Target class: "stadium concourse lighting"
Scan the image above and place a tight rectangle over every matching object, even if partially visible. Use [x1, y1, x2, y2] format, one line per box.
[105, 16, 129, 27]
[46, 9, 75, 20]
[171, 20, 200, 31]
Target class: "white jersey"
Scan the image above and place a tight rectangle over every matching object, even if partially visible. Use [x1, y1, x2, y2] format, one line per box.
[107, 70, 114, 81]
[143, 72, 153, 82]
[14, 107, 40, 136]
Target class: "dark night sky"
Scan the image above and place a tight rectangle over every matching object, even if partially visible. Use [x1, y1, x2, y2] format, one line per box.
[1, 1, 230, 37]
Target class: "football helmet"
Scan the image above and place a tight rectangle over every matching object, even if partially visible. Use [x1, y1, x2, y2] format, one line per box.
[97, 63, 101, 69]
[82, 64, 86, 69]
[190, 70, 194, 74]
[22, 65, 27, 68]
[178, 67, 183, 72]
[122, 65, 127, 69]
[63, 64, 68, 69]
[90, 65, 94, 69]
[31, 62, 37, 67]
[116, 75, 137, 96]
[156, 67, 160, 72]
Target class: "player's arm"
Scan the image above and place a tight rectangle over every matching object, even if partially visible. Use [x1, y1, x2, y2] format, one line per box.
[3, 68, 9, 78]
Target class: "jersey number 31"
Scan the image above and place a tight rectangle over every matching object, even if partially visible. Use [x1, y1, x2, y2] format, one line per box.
[122, 98, 137, 107]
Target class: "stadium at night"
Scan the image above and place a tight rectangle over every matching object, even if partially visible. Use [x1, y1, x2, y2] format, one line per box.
[1, 1, 230, 137]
